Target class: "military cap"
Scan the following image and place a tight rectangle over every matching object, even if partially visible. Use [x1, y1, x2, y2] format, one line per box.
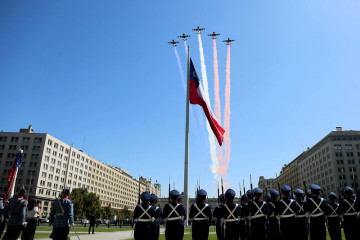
[19, 187, 27, 195]
[352, 193, 356, 198]
[63, 188, 70, 195]
[225, 189, 236, 198]
[150, 194, 158, 201]
[178, 195, 183, 200]
[246, 190, 253, 198]
[281, 185, 291, 192]
[328, 192, 337, 199]
[270, 189, 279, 196]
[306, 189, 311, 195]
[170, 190, 180, 196]
[253, 188, 263, 194]
[141, 192, 151, 201]
[294, 189, 304, 195]
[197, 189, 207, 196]
[310, 184, 321, 191]
[344, 186, 354, 194]
[266, 193, 271, 199]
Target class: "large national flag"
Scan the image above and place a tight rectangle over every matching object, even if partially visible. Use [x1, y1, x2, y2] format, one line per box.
[189, 59, 225, 145]
[4, 150, 23, 201]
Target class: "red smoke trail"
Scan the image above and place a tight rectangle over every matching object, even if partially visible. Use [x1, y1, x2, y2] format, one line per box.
[213, 38, 223, 176]
[218, 44, 231, 175]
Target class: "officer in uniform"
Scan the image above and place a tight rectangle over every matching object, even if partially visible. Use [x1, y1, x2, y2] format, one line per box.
[162, 189, 186, 240]
[245, 187, 268, 240]
[134, 192, 155, 240]
[267, 189, 279, 240]
[294, 189, 308, 240]
[337, 186, 360, 240]
[238, 194, 247, 240]
[304, 184, 326, 240]
[218, 189, 241, 240]
[244, 190, 253, 240]
[213, 193, 224, 240]
[325, 192, 341, 240]
[150, 193, 162, 240]
[305, 189, 312, 201]
[0, 196, 5, 239]
[189, 189, 212, 240]
[275, 185, 297, 240]
[2, 188, 28, 240]
[49, 188, 74, 240]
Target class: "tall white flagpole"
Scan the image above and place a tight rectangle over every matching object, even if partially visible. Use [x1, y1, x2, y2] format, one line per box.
[184, 45, 190, 226]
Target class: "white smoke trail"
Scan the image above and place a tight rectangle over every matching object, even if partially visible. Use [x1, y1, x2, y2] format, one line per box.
[196, 32, 218, 180]
[174, 47, 186, 92]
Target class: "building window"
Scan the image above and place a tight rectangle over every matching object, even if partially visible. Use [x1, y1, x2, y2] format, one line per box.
[345, 144, 353, 150]
[334, 144, 342, 150]
[0, 137, 7, 142]
[34, 138, 42, 143]
[43, 164, 48, 170]
[54, 143, 58, 149]
[48, 140, 52, 146]
[10, 137, 19, 142]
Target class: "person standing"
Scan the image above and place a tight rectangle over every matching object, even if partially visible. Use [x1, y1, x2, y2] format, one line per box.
[134, 192, 155, 240]
[150, 194, 162, 240]
[21, 198, 40, 240]
[337, 186, 359, 240]
[0, 197, 5, 239]
[189, 189, 212, 240]
[2, 188, 28, 240]
[325, 192, 341, 240]
[162, 190, 186, 240]
[275, 185, 297, 240]
[238, 194, 247, 240]
[88, 213, 96, 234]
[304, 184, 326, 240]
[49, 188, 74, 240]
[294, 189, 308, 240]
[213, 194, 224, 240]
[267, 189, 279, 240]
[246, 188, 268, 240]
[219, 189, 241, 240]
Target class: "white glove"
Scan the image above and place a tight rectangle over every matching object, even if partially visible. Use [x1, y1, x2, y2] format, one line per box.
[71, 223, 75, 227]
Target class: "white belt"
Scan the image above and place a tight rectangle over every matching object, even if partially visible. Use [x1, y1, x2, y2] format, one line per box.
[137, 219, 152, 222]
[343, 213, 357, 216]
[166, 216, 182, 221]
[295, 214, 306, 218]
[310, 213, 324, 218]
[193, 217, 209, 221]
[250, 214, 266, 219]
[279, 214, 295, 218]
[224, 219, 237, 223]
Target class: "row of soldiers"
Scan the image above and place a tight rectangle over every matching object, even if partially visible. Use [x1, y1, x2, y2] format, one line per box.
[134, 184, 360, 240]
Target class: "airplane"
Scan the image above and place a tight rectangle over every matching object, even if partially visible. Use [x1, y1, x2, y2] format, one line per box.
[208, 32, 220, 39]
[168, 40, 180, 47]
[192, 26, 205, 32]
[178, 33, 190, 41]
[223, 38, 235, 45]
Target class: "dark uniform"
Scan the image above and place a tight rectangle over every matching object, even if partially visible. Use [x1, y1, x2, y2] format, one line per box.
[218, 189, 241, 240]
[304, 184, 326, 240]
[238, 195, 247, 240]
[3, 188, 28, 240]
[294, 189, 308, 240]
[275, 185, 297, 240]
[213, 194, 224, 240]
[337, 186, 360, 240]
[150, 194, 162, 240]
[0, 197, 5, 239]
[267, 189, 279, 240]
[134, 192, 155, 240]
[244, 190, 253, 240]
[89, 214, 96, 234]
[49, 188, 74, 240]
[162, 190, 186, 240]
[246, 188, 268, 240]
[325, 192, 341, 240]
[189, 189, 212, 240]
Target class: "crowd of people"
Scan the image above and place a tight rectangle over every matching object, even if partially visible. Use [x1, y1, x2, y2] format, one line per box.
[133, 184, 360, 240]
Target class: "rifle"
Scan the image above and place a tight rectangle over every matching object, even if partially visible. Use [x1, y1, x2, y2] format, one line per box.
[217, 185, 220, 204]
[302, 181, 307, 192]
[239, 183, 242, 204]
[221, 177, 224, 203]
[277, 181, 281, 198]
[243, 179, 246, 198]
[265, 188, 268, 201]
[168, 183, 171, 203]
[250, 174, 253, 200]
[138, 179, 141, 204]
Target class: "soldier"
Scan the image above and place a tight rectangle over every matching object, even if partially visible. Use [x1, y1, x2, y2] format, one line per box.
[213, 193, 224, 240]
[0, 196, 5, 239]
[150, 193, 162, 240]
[325, 192, 341, 240]
[238, 194, 247, 240]
[244, 190, 253, 240]
[219, 189, 241, 240]
[49, 188, 74, 240]
[189, 189, 212, 240]
[2, 188, 28, 240]
[305, 189, 312, 201]
[294, 189, 308, 240]
[134, 192, 155, 240]
[304, 184, 326, 240]
[246, 187, 268, 240]
[337, 186, 360, 240]
[162, 189, 186, 240]
[275, 185, 297, 240]
[267, 189, 279, 240]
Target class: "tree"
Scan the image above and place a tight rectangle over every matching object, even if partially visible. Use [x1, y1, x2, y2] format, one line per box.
[119, 206, 133, 219]
[70, 188, 102, 220]
[83, 192, 102, 219]
[101, 204, 114, 219]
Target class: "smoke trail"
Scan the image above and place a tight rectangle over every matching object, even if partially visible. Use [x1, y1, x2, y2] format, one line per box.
[174, 47, 186, 92]
[218, 44, 231, 175]
[212, 37, 223, 178]
[196, 32, 218, 179]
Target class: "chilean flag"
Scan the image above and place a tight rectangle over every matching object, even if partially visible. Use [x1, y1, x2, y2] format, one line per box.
[189, 59, 225, 145]
[4, 150, 23, 201]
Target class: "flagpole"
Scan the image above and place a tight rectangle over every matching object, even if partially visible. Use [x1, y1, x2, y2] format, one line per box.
[184, 45, 190, 226]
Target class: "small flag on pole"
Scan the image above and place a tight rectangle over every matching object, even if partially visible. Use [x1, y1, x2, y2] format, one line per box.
[4, 149, 23, 201]
[189, 59, 225, 145]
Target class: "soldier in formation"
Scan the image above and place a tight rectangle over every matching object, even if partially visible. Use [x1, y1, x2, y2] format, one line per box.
[150, 193, 162, 240]
[294, 189, 308, 240]
[325, 192, 341, 240]
[189, 189, 212, 240]
[133, 192, 155, 240]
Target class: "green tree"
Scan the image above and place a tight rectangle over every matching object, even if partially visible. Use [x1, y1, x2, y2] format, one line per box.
[101, 204, 114, 219]
[119, 206, 132, 219]
[83, 192, 102, 219]
[70, 188, 88, 220]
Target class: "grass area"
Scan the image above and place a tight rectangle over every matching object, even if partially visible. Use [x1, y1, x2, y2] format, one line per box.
[33, 232, 87, 239]
[36, 226, 133, 232]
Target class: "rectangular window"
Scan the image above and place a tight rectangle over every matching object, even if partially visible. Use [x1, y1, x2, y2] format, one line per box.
[11, 137, 19, 142]
[48, 140, 52, 146]
[54, 143, 58, 149]
[0, 137, 7, 142]
[345, 144, 353, 150]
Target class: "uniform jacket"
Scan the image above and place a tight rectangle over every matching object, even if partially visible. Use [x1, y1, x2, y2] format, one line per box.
[337, 197, 358, 217]
[304, 195, 326, 222]
[4, 197, 27, 226]
[189, 202, 212, 221]
[274, 196, 298, 217]
[49, 197, 74, 228]
[162, 201, 186, 224]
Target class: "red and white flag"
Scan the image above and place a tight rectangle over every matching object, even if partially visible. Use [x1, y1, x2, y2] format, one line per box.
[4, 150, 23, 201]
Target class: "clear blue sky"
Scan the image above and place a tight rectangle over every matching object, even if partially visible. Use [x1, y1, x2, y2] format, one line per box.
[1, 0, 360, 198]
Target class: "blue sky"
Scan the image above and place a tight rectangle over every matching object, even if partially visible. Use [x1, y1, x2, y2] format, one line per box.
[1, 0, 360, 198]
